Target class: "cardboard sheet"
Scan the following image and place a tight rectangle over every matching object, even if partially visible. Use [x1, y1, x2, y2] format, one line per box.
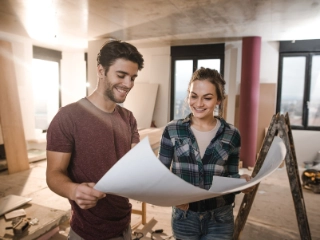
[123, 83, 158, 129]
[94, 136, 286, 206]
[0, 195, 32, 216]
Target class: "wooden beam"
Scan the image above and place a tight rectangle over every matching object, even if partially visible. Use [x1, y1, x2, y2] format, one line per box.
[131, 202, 147, 225]
[0, 40, 29, 174]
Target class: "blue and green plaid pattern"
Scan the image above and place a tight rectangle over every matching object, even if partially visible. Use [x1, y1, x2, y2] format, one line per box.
[158, 114, 241, 209]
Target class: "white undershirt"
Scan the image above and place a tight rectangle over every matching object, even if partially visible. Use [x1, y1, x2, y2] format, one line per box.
[191, 119, 221, 158]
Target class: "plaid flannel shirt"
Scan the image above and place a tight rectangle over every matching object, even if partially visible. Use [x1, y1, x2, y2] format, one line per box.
[158, 114, 241, 210]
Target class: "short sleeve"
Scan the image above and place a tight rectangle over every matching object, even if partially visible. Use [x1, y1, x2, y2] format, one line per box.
[46, 108, 74, 153]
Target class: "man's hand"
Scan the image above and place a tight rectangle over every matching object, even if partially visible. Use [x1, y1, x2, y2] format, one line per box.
[240, 174, 255, 194]
[71, 182, 106, 209]
[175, 203, 189, 211]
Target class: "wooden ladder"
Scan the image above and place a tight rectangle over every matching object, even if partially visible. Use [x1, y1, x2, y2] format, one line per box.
[233, 113, 311, 240]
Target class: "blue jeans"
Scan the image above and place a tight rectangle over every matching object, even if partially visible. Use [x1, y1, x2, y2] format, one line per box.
[171, 205, 234, 240]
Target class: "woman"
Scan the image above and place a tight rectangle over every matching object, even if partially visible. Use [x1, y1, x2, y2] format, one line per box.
[158, 67, 252, 240]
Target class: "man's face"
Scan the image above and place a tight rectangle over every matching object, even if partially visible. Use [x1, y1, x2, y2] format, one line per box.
[99, 58, 139, 103]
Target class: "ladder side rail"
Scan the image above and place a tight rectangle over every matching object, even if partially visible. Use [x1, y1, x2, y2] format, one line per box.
[284, 113, 310, 236]
[277, 115, 311, 240]
[233, 114, 278, 240]
[284, 113, 303, 197]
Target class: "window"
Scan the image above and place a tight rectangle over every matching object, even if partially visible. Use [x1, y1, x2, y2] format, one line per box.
[170, 44, 224, 120]
[32, 46, 62, 131]
[277, 40, 320, 130]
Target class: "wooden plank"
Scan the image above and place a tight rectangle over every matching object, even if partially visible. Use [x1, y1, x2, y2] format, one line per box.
[0, 203, 69, 240]
[222, 95, 228, 120]
[234, 95, 240, 129]
[0, 40, 29, 174]
[256, 83, 276, 153]
[132, 202, 147, 225]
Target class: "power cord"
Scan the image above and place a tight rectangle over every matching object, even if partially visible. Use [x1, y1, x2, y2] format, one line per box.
[151, 229, 163, 239]
[133, 231, 144, 240]
[162, 236, 174, 240]
[133, 229, 173, 240]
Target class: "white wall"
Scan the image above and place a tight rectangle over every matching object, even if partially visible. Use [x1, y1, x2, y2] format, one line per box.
[260, 41, 280, 83]
[293, 130, 320, 165]
[60, 51, 87, 106]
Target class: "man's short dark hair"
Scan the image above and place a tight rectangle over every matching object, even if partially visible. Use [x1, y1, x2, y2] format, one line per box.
[97, 40, 144, 75]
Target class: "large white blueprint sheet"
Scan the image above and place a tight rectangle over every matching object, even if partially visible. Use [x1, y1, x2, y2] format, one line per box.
[94, 136, 286, 207]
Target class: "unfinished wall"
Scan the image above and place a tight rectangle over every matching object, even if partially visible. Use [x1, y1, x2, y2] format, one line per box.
[0, 33, 318, 167]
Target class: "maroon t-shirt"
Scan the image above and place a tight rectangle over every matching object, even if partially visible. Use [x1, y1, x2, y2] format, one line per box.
[47, 98, 140, 240]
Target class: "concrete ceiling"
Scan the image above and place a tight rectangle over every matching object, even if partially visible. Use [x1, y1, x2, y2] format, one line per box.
[1, 0, 320, 51]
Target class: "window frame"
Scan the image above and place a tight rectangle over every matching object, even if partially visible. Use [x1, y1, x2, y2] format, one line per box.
[277, 39, 320, 131]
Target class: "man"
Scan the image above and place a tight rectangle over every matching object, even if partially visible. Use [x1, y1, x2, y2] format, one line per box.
[46, 40, 144, 240]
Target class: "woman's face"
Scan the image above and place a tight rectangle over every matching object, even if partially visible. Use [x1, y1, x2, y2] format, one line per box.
[188, 79, 221, 120]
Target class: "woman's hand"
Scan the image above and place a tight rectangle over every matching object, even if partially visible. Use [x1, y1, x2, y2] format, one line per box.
[175, 203, 189, 211]
[240, 174, 255, 194]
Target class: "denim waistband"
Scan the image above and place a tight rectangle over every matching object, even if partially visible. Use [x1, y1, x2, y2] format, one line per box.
[188, 196, 234, 212]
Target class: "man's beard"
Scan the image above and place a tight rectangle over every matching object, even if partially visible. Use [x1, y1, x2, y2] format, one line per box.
[104, 82, 129, 104]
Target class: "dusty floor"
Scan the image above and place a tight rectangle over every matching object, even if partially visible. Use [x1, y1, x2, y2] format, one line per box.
[234, 168, 320, 240]
[0, 160, 319, 240]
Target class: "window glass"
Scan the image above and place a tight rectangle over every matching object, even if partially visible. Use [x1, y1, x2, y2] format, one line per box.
[309, 55, 320, 126]
[197, 59, 220, 71]
[173, 60, 193, 119]
[280, 56, 306, 126]
[32, 59, 59, 130]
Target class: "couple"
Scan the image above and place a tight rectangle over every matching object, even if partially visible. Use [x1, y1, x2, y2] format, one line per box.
[46, 40, 253, 240]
